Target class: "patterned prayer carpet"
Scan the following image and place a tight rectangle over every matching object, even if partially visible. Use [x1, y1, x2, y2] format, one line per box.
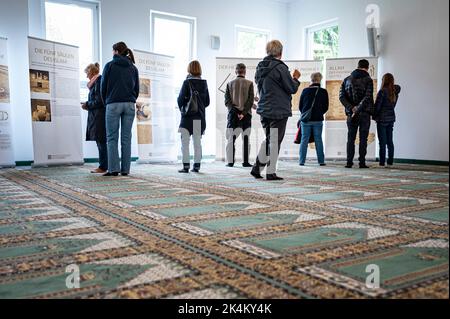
[0, 161, 448, 299]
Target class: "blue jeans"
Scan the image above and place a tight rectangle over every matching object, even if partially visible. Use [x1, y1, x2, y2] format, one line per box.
[299, 121, 325, 165]
[106, 102, 135, 174]
[377, 122, 395, 165]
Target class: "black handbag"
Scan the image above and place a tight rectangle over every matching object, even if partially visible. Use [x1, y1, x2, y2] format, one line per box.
[182, 80, 200, 116]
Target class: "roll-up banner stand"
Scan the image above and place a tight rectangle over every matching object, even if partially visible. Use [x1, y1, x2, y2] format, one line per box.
[325, 57, 378, 160]
[0, 36, 15, 168]
[28, 37, 84, 167]
[134, 50, 177, 163]
[216, 57, 322, 162]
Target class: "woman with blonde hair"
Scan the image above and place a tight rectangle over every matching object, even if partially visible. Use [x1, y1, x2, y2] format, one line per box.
[81, 62, 107, 174]
[177, 60, 210, 173]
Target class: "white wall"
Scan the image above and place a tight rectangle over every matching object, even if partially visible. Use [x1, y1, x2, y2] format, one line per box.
[100, 0, 288, 157]
[287, 0, 449, 162]
[0, 0, 32, 162]
[25, 0, 288, 159]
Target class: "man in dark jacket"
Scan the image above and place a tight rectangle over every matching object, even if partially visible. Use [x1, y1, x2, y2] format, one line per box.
[251, 40, 301, 181]
[339, 59, 374, 169]
[224, 63, 255, 168]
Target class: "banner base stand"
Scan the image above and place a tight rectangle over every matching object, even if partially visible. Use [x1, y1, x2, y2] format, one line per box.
[0, 164, 16, 169]
[32, 162, 85, 168]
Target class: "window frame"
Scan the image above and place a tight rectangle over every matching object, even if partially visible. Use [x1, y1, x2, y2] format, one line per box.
[42, 0, 101, 64]
[150, 10, 197, 61]
[304, 18, 339, 60]
[235, 25, 271, 58]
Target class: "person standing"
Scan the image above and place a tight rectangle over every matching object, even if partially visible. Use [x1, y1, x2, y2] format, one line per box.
[101, 42, 139, 177]
[177, 60, 210, 173]
[251, 40, 301, 181]
[339, 59, 374, 169]
[82, 63, 107, 174]
[374, 73, 401, 167]
[298, 72, 329, 166]
[224, 63, 255, 168]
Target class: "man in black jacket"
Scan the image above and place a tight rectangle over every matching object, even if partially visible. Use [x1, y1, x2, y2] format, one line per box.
[339, 59, 374, 169]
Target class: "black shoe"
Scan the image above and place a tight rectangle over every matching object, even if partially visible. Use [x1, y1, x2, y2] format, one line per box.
[345, 164, 353, 169]
[242, 163, 253, 168]
[320, 164, 327, 167]
[178, 168, 189, 174]
[299, 163, 305, 166]
[226, 163, 234, 168]
[266, 174, 284, 181]
[103, 172, 119, 177]
[379, 163, 386, 167]
[191, 164, 201, 173]
[360, 164, 370, 169]
[251, 168, 263, 179]
[121, 173, 129, 176]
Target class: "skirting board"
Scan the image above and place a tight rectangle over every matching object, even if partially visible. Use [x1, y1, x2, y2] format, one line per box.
[11, 157, 450, 167]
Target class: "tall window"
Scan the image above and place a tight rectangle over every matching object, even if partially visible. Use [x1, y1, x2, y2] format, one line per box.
[151, 11, 196, 86]
[306, 21, 339, 61]
[45, 0, 100, 100]
[236, 26, 271, 58]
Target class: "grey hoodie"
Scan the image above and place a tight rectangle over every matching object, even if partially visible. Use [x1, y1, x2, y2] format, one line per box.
[255, 56, 300, 120]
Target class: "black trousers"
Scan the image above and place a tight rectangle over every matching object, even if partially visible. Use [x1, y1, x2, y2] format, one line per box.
[254, 117, 288, 174]
[347, 113, 371, 166]
[226, 111, 252, 164]
[96, 141, 108, 171]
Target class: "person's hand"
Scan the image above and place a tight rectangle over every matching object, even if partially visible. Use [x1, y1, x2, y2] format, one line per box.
[81, 103, 88, 111]
[238, 114, 244, 121]
[254, 96, 260, 103]
[352, 106, 358, 114]
[293, 69, 301, 80]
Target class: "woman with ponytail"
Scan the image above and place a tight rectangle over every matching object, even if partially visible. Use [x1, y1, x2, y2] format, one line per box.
[101, 42, 139, 176]
[374, 73, 401, 167]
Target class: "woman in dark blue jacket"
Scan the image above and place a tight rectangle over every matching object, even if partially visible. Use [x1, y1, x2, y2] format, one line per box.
[101, 42, 139, 177]
[298, 72, 329, 166]
[82, 63, 107, 174]
[374, 73, 401, 167]
[177, 60, 210, 173]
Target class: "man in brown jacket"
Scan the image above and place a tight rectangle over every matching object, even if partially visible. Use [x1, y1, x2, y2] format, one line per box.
[224, 63, 255, 167]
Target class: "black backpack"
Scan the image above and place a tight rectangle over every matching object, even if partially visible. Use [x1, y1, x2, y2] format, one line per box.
[182, 80, 200, 116]
[347, 76, 376, 116]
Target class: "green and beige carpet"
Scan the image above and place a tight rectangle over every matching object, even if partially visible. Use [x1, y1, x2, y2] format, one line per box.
[0, 161, 448, 299]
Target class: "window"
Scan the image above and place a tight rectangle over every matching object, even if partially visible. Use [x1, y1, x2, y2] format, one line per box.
[306, 20, 339, 61]
[44, 0, 100, 100]
[151, 11, 196, 86]
[236, 26, 271, 58]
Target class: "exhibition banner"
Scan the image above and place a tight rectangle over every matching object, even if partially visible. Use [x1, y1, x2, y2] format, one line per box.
[0, 36, 15, 168]
[216, 58, 322, 161]
[325, 57, 378, 159]
[134, 50, 177, 163]
[28, 37, 83, 167]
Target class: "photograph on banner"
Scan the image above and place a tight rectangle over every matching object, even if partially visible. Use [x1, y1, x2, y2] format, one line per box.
[29, 69, 50, 94]
[31, 99, 52, 122]
[0, 65, 10, 103]
[134, 50, 177, 163]
[28, 37, 83, 166]
[216, 58, 322, 162]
